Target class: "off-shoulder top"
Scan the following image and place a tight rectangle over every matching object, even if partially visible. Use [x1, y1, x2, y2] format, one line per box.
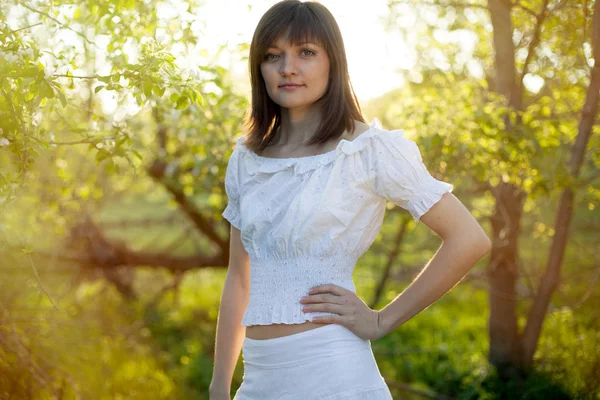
[222, 118, 453, 326]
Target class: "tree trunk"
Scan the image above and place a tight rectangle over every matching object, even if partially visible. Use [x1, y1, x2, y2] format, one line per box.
[486, 0, 526, 376]
[488, 182, 526, 374]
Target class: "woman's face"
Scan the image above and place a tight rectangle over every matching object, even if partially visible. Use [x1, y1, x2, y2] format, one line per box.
[260, 36, 330, 111]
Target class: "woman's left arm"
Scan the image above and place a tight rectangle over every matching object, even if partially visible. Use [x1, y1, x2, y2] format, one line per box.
[377, 191, 492, 337]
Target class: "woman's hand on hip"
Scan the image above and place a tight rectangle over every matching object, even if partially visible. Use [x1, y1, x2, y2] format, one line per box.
[299, 284, 385, 341]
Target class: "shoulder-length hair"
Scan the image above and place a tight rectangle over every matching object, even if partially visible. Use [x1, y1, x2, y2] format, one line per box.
[243, 0, 365, 153]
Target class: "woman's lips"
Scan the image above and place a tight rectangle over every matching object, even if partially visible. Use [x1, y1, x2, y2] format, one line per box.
[279, 84, 304, 90]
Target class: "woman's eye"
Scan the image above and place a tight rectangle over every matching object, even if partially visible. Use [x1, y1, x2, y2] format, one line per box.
[264, 50, 314, 61]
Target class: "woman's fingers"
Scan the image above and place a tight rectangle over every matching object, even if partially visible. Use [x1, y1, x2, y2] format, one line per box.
[300, 293, 340, 304]
[307, 284, 347, 296]
[302, 302, 345, 314]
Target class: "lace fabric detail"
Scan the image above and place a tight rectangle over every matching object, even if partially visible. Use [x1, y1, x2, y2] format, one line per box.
[221, 118, 453, 326]
[236, 118, 391, 176]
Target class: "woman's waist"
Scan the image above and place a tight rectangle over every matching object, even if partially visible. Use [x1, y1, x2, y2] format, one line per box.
[242, 323, 371, 369]
[246, 321, 330, 340]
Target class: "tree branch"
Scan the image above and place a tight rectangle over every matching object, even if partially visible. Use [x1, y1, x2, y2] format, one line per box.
[518, 0, 550, 87]
[19, 3, 99, 47]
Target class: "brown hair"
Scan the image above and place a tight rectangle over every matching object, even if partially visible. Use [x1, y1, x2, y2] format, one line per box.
[243, 0, 365, 153]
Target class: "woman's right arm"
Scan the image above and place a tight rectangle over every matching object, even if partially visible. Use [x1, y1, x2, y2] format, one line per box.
[210, 225, 250, 399]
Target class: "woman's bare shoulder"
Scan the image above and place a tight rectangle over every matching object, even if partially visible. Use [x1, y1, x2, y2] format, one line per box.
[344, 120, 371, 141]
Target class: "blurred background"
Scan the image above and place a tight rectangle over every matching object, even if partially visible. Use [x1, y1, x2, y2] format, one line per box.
[1, 0, 599, 399]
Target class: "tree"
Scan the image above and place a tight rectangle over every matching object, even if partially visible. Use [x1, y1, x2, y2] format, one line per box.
[0, 1, 247, 397]
[386, 0, 599, 379]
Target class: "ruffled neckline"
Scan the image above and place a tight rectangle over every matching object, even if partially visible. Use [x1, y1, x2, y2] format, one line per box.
[236, 118, 397, 175]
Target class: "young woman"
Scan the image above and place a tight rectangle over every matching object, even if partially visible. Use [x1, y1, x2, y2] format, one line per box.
[210, 1, 491, 399]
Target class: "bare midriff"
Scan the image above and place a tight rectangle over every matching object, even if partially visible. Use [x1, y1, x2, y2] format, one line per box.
[246, 321, 332, 340]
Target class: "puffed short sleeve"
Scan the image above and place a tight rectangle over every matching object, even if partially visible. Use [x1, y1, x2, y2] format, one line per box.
[221, 147, 242, 230]
[365, 130, 453, 222]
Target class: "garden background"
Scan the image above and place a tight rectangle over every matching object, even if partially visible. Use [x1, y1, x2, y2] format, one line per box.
[1, 0, 599, 399]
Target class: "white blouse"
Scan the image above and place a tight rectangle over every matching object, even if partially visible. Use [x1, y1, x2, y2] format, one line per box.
[222, 118, 453, 326]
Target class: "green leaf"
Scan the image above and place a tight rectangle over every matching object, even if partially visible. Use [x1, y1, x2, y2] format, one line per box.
[104, 160, 116, 174]
[194, 90, 203, 105]
[131, 149, 143, 160]
[39, 80, 54, 99]
[175, 95, 189, 110]
[95, 150, 110, 163]
[153, 84, 165, 97]
[116, 135, 128, 147]
[142, 81, 153, 98]
[24, 67, 38, 77]
[95, 85, 105, 93]
[56, 89, 67, 108]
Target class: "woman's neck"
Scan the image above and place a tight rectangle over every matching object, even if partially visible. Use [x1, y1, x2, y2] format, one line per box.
[274, 107, 323, 146]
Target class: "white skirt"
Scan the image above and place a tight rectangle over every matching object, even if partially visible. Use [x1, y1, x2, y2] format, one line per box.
[233, 323, 393, 400]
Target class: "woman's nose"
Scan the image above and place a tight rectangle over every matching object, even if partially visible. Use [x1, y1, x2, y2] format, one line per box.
[279, 55, 298, 76]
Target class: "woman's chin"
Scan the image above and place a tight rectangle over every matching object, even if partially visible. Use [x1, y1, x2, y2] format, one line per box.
[274, 99, 317, 110]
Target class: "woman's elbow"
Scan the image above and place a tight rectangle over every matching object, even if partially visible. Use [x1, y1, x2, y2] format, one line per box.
[421, 193, 492, 255]
[477, 233, 492, 255]
[449, 225, 492, 258]
[465, 221, 492, 256]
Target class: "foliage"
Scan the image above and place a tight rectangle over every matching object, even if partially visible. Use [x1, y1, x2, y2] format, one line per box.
[0, 0, 598, 398]
[0, 0, 247, 211]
